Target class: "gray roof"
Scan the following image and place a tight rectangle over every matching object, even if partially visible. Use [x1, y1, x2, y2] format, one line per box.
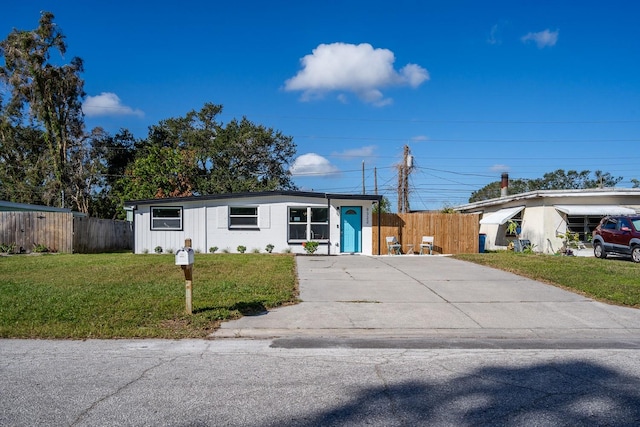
[1, 200, 72, 213]
[125, 190, 383, 207]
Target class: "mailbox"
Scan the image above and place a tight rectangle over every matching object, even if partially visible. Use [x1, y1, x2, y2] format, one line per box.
[175, 247, 194, 266]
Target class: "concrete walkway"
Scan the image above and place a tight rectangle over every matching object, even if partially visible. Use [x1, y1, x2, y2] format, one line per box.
[212, 255, 640, 343]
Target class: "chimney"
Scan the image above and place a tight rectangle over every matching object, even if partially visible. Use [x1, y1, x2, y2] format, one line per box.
[500, 173, 509, 197]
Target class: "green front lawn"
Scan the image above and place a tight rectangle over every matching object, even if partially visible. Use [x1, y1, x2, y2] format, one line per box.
[455, 252, 640, 307]
[0, 253, 297, 339]
[2, 251, 638, 340]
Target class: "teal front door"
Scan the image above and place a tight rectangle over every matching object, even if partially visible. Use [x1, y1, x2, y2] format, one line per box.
[340, 206, 362, 253]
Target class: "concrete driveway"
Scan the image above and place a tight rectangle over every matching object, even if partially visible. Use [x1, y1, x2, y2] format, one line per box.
[213, 255, 640, 345]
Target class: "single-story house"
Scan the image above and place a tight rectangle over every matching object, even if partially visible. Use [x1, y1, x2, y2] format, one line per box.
[124, 191, 383, 255]
[454, 188, 640, 254]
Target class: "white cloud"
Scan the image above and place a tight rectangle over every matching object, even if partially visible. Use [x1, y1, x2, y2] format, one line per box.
[290, 153, 340, 176]
[521, 29, 559, 48]
[491, 164, 510, 172]
[410, 135, 429, 142]
[83, 92, 144, 117]
[333, 145, 377, 158]
[284, 42, 429, 106]
[488, 24, 501, 45]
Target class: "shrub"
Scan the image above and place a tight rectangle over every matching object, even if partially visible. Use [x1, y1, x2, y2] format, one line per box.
[209, 246, 218, 254]
[237, 245, 247, 254]
[32, 243, 49, 253]
[0, 243, 16, 253]
[154, 246, 163, 254]
[265, 244, 274, 253]
[302, 241, 319, 254]
[252, 248, 261, 254]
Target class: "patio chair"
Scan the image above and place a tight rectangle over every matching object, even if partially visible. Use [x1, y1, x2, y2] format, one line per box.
[419, 236, 434, 255]
[386, 236, 402, 255]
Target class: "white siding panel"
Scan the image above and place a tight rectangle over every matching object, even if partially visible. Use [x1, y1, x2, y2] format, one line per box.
[217, 206, 227, 229]
[260, 205, 271, 229]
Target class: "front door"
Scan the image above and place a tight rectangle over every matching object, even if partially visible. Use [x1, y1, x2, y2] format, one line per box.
[340, 206, 362, 253]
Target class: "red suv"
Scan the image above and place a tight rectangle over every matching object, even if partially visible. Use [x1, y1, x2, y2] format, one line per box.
[592, 215, 640, 262]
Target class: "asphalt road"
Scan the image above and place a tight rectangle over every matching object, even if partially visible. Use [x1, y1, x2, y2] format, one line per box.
[2, 339, 640, 426]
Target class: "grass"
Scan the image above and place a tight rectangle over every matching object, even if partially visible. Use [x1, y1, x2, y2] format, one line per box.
[455, 252, 640, 308]
[0, 253, 297, 339]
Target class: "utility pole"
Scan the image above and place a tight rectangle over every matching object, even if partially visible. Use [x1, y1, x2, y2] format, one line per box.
[397, 162, 403, 213]
[362, 161, 365, 194]
[374, 167, 378, 195]
[397, 145, 413, 213]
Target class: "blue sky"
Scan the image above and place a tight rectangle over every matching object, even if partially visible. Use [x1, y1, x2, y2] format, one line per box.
[3, 1, 640, 210]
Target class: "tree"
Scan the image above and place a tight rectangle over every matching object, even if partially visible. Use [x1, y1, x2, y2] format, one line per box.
[0, 119, 49, 204]
[469, 179, 534, 203]
[120, 145, 198, 201]
[90, 129, 137, 219]
[0, 11, 86, 208]
[205, 116, 297, 193]
[469, 169, 623, 203]
[119, 103, 298, 201]
[373, 196, 391, 214]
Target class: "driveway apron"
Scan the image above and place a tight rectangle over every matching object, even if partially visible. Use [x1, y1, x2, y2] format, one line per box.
[212, 255, 640, 341]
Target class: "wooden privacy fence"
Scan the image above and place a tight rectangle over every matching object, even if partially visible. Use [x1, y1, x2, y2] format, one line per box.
[0, 212, 132, 253]
[73, 216, 133, 253]
[373, 212, 480, 255]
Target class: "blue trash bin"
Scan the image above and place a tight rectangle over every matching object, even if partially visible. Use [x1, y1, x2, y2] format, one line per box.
[479, 234, 486, 253]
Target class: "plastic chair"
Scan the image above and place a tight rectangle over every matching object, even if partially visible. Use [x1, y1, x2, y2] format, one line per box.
[386, 236, 401, 255]
[419, 236, 434, 255]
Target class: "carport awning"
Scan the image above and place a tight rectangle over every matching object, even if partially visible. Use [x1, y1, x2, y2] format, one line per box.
[554, 205, 637, 216]
[479, 206, 525, 225]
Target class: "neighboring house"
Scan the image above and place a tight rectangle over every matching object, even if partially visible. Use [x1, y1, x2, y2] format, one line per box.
[454, 188, 640, 254]
[124, 191, 383, 255]
[0, 200, 84, 216]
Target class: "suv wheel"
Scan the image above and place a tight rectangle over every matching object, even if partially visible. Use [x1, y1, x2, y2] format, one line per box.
[594, 241, 607, 259]
[632, 246, 640, 263]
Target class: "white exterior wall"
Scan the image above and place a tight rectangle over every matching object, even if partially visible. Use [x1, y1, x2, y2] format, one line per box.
[133, 200, 207, 254]
[514, 204, 568, 254]
[132, 195, 376, 255]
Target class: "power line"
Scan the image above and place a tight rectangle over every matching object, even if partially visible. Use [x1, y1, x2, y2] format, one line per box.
[221, 113, 640, 125]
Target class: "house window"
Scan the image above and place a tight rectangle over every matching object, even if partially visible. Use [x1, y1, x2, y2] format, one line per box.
[229, 207, 258, 228]
[288, 207, 328, 241]
[151, 207, 182, 230]
[566, 216, 601, 241]
[505, 211, 523, 237]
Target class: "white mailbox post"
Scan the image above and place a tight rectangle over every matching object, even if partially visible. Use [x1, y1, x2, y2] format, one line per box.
[175, 239, 194, 314]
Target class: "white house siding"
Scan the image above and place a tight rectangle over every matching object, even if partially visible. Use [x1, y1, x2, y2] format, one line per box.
[133, 202, 206, 254]
[131, 193, 377, 255]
